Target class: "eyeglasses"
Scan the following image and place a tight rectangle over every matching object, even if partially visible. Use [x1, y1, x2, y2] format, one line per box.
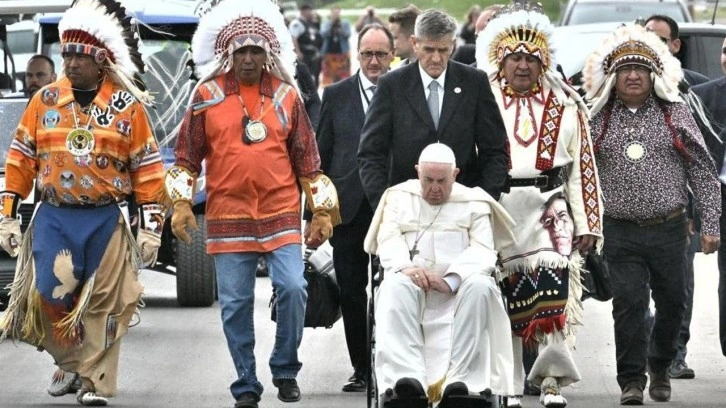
[359, 51, 390, 60]
[616, 65, 651, 75]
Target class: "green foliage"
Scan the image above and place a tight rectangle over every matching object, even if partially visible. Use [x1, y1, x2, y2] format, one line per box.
[320, 0, 564, 23]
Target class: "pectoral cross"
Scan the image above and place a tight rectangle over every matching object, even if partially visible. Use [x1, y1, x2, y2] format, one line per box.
[409, 245, 419, 261]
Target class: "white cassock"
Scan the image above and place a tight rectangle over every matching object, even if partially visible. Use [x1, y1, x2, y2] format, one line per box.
[364, 180, 517, 403]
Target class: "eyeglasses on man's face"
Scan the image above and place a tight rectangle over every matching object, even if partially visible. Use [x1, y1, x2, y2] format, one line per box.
[359, 51, 391, 60]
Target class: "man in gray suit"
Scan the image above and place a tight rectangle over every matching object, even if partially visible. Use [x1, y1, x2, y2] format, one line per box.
[358, 9, 508, 210]
[312, 23, 394, 392]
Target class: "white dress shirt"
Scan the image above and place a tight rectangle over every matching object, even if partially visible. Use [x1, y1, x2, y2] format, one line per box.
[418, 64, 446, 117]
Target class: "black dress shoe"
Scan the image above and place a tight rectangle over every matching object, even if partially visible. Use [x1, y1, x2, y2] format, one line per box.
[393, 377, 426, 399]
[234, 392, 260, 408]
[273, 378, 301, 402]
[342, 371, 367, 392]
[648, 371, 671, 402]
[439, 382, 469, 408]
[620, 382, 643, 405]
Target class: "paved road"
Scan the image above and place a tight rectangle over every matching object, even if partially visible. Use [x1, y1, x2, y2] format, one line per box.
[2, 253, 726, 407]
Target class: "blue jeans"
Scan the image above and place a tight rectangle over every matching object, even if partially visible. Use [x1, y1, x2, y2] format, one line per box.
[604, 214, 688, 389]
[214, 244, 307, 400]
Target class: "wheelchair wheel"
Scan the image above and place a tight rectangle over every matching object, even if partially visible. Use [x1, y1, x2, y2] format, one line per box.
[366, 294, 378, 408]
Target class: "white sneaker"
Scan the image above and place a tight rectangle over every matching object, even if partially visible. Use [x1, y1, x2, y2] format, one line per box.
[507, 396, 523, 408]
[48, 369, 81, 397]
[77, 390, 108, 406]
[541, 393, 567, 408]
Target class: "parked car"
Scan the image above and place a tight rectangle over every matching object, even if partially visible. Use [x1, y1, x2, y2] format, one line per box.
[553, 22, 726, 81]
[0, 0, 216, 308]
[559, 0, 692, 26]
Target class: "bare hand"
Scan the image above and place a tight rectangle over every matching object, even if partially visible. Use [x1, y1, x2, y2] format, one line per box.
[573, 234, 597, 252]
[403, 266, 430, 291]
[701, 235, 720, 255]
[427, 273, 453, 294]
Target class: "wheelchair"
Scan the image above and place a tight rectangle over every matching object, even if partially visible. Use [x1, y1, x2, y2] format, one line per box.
[365, 264, 510, 408]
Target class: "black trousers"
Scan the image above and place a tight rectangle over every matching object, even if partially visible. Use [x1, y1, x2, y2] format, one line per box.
[604, 213, 688, 389]
[329, 200, 374, 373]
[718, 187, 726, 356]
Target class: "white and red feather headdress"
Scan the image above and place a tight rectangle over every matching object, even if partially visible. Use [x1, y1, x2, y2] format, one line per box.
[59, 0, 150, 104]
[191, 0, 297, 95]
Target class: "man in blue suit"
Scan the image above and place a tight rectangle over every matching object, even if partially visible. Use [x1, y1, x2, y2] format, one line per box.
[312, 23, 394, 392]
[357, 9, 508, 210]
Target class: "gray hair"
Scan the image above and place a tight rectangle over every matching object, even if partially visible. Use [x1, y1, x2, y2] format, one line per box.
[414, 9, 457, 40]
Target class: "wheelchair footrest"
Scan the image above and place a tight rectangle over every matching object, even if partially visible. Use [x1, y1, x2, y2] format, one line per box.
[382, 397, 430, 408]
[440, 395, 494, 408]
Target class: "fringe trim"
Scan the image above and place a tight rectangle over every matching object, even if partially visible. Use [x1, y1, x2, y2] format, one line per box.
[507, 252, 585, 347]
[497, 254, 571, 281]
[54, 275, 95, 346]
[427, 376, 446, 403]
[123, 218, 144, 271]
[564, 252, 585, 346]
[522, 314, 566, 347]
[0, 225, 37, 344]
[21, 286, 45, 345]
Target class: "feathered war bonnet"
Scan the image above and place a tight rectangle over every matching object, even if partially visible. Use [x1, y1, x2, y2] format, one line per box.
[190, 0, 298, 101]
[583, 23, 684, 116]
[59, 0, 151, 104]
[476, 0, 554, 81]
[475, 0, 587, 112]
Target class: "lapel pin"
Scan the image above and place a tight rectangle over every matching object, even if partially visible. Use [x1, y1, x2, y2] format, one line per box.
[454, 87, 461, 94]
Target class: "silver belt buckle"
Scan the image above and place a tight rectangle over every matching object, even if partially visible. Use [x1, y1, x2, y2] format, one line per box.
[534, 175, 549, 189]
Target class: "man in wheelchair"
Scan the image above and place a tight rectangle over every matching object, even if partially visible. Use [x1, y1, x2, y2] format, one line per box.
[364, 143, 516, 407]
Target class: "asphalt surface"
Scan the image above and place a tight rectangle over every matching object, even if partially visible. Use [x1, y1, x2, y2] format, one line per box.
[1, 252, 726, 407]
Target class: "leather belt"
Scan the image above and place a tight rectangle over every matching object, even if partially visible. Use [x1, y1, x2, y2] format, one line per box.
[505, 166, 565, 193]
[606, 207, 686, 227]
[44, 200, 123, 209]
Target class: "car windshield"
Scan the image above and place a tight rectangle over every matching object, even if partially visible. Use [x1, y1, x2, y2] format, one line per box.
[7, 29, 36, 54]
[566, 3, 688, 25]
[0, 98, 29, 167]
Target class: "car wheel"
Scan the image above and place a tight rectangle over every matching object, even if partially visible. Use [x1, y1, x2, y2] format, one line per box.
[175, 214, 216, 307]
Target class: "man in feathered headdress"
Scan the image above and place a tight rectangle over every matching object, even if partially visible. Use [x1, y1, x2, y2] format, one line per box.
[0, 0, 166, 406]
[165, 1, 340, 407]
[583, 23, 720, 405]
[476, 1, 603, 406]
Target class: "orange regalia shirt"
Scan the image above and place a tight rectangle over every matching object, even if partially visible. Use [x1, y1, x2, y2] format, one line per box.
[4, 77, 164, 205]
[175, 70, 321, 254]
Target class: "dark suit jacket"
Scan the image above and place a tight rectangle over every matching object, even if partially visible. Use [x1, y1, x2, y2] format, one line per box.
[296, 61, 321, 129]
[692, 76, 726, 165]
[357, 60, 508, 209]
[451, 44, 476, 66]
[317, 74, 369, 224]
[683, 68, 710, 87]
